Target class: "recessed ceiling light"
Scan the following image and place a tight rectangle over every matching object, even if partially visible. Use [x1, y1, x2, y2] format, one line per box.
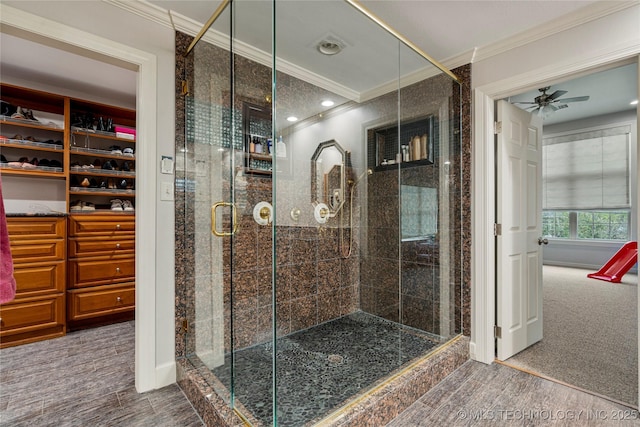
[286, 116, 298, 122]
[631, 100, 639, 105]
[317, 41, 342, 55]
[321, 100, 334, 107]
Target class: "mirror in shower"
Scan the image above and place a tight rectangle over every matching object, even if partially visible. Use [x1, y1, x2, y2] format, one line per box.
[310, 139, 346, 214]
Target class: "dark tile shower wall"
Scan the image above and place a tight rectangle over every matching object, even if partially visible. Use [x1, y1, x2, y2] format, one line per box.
[360, 69, 471, 337]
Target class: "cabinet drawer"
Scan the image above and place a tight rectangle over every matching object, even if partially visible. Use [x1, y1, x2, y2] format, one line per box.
[0, 294, 65, 337]
[69, 236, 135, 257]
[68, 256, 135, 288]
[7, 217, 65, 240]
[67, 284, 135, 321]
[68, 215, 135, 237]
[14, 261, 65, 297]
[10, 239, 65, 263]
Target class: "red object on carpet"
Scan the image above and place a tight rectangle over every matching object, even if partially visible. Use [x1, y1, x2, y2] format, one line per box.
[587, 241, 638, 283]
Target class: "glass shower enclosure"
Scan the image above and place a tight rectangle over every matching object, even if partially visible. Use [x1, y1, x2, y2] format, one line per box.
[178, 1, 462, 425]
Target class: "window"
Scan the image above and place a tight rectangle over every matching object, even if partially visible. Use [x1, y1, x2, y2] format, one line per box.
[401, 185, 437, 240]
[577, 211, 630, 240]
[543, 210, 630, 241]
[542, 210, 570, 238]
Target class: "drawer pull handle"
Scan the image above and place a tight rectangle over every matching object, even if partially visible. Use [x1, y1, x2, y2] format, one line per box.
[116, 267, 121, 273]
[116, 224, 121, 230]
[116, 296, 122, 303]
[116, 243, 121, 249]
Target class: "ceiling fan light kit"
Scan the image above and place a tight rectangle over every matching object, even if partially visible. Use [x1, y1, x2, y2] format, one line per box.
[513, 86, 590, 117]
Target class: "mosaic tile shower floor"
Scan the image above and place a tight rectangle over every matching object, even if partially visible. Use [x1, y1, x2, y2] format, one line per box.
[212, 311, 438, 426]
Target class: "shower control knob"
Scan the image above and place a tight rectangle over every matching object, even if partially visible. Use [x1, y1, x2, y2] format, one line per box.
[537, 237, 549, 246]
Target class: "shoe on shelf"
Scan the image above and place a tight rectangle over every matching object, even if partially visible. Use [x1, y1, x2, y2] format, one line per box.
[110, 145, 122, 155]
[70, 200, 84, 211]
[80, 178, 90, 187]
[82, 202, 95, 211]
[123, 147, 134, 157]
[122, 200, 134, 211]
[110, 199, 123, 211]
[10, 106, 26, 120]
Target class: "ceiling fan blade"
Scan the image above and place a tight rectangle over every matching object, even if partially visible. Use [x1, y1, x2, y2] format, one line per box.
[549, 104, 559, 112]
[555, 96, 589, 103]
[547, 90, 568, 100]
[557, 104, 569, 110]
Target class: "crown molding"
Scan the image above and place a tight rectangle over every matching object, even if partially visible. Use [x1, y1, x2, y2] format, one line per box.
[473, 0, 637, 63]
[104, 0, 172, 30]
[108, 0, 635, 101]
[478, 37, 640, 100]
[169, 7, 361, 102]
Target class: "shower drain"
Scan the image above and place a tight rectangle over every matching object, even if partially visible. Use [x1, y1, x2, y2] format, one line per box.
[327, 354, 344, 364]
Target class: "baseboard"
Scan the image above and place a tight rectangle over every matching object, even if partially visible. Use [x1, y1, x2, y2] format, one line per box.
[156, 360, 177, 388]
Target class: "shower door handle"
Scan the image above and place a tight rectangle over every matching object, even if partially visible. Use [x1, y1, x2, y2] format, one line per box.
[211, 202, 238, 237]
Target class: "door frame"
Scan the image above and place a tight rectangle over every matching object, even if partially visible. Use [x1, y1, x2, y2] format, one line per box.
[0, 5, 159, 392]
[471, 50, 640, 397]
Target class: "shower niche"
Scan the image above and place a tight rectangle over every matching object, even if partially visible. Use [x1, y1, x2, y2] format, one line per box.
[242, 102, 273, 176]
[368, 115, 436, 171]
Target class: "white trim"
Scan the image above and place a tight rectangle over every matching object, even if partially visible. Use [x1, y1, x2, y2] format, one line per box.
[0, 4, 159, 393]
[473, 1, 637, 63]
[470, 89, 496, 364]
[104, 0, 172, 29]
[168, 9, 360, 102]
[155, 361, 177, 387]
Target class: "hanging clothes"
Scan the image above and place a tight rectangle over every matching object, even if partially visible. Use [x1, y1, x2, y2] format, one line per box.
[0, 178, 17, 304]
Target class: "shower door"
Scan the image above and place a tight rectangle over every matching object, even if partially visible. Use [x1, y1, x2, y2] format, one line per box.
[184, 2, 276, 419]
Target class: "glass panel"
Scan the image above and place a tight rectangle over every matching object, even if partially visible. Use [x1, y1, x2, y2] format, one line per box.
[185, 3, 235, 408]
[271, 2, 461, 426]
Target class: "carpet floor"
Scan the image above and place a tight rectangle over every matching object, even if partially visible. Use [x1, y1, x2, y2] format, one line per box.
[507, 265, 638, 407]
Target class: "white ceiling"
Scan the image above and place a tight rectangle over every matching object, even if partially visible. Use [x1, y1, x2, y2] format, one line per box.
[0, 0, 637, 124]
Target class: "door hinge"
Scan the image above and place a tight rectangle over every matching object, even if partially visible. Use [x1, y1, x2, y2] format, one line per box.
[494, 325, 502, 339]
[494, 223, 502, 236]
[181, 80, 189, 96]
[182, 318, 189, 333]
[494, 121, 502, 134]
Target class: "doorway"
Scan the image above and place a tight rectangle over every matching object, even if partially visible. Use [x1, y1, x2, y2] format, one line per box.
[496, 63, 638, 406]
[0, 7, 159, 392]
[471, 53, 640, 407]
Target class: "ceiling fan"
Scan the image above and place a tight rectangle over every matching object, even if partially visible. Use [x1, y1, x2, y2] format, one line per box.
[513, 86, 590, 116]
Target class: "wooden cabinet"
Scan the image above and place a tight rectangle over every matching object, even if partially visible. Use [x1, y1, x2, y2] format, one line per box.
[0, 216, 66, 348]
[67, 214, 135, 327]
[1, 83, 136, 212]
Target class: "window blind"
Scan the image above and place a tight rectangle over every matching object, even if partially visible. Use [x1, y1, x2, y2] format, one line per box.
[543, 125, 630, 210]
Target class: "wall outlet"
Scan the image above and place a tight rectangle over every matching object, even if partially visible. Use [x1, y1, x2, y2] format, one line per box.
[161, 182, 174, 201]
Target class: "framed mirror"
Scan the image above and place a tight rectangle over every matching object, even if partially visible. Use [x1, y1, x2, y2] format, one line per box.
[310, 139, 346, 214]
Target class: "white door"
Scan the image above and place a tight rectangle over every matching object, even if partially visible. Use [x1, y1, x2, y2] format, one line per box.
[496, 100, 544, 360]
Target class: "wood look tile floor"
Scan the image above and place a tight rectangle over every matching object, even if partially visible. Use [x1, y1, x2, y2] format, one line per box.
[0, 321, 203, 427]
[4, 322, 639, 427]
[387, 360, 640, 426]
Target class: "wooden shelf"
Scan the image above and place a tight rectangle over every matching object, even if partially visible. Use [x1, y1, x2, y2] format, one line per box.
[69, 189, 135, 198]
[374, 158, 434, 172]
[0, 166, 65, 178]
